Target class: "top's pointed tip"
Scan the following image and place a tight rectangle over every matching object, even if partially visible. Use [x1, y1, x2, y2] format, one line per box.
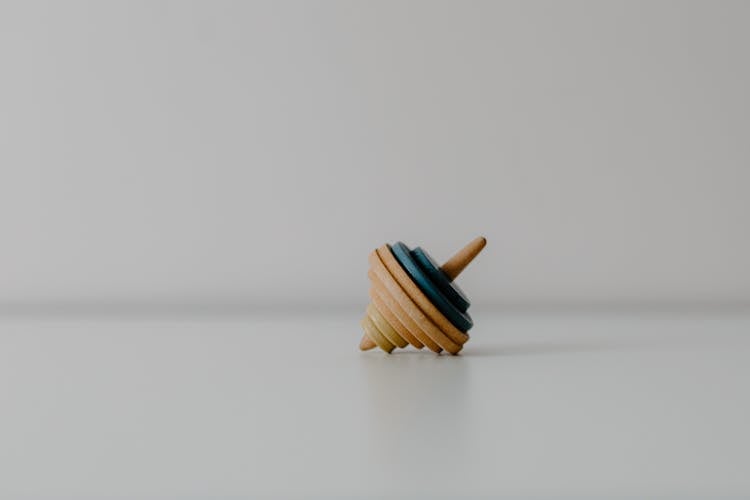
[440, 235, 487, 281]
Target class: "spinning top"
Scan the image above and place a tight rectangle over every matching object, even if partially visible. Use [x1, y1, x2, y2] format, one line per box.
[359, 236, 486, 354]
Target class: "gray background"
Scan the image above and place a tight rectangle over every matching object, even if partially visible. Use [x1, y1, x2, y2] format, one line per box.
[2, 0, 749, 309]
[2, 4, 750, 498]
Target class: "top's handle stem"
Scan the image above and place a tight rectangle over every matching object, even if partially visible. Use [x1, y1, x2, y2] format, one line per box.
[440, 236, 487, 282]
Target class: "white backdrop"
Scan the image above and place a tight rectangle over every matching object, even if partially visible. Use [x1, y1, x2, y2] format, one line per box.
[1, 0, 749, 308]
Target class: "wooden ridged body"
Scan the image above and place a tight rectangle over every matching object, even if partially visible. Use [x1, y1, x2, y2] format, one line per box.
[359, 237, 486, 354]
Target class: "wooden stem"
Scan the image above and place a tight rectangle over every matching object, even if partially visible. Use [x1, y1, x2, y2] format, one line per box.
[440, 236, 487, 281]
[359, 333, 377, 351]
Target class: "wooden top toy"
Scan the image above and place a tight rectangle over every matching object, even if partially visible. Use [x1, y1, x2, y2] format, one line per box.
[360, 236, 486, 354]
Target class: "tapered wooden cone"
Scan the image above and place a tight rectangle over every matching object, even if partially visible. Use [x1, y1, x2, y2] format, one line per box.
[440, 236, 487, 281]
[359, 333, 377, 351]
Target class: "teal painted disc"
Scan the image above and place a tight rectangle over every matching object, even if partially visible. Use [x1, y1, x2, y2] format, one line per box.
[390, 242, 473, 332]
[411, 246, 470, 313]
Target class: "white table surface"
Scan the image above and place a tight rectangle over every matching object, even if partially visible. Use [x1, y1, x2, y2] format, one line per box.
[1, 310, 749, 499]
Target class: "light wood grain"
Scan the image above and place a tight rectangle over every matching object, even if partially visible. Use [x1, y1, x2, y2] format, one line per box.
[377, 245, 469, 348]
[359, 334, 377, 351]
[370, 285, 424, 348]
[371, 248, 464, 354]
[367, 304, 408, 348]
[368, 268, 440, 353]
[360, 314, 395, 353]
[440, 236, 487, 281]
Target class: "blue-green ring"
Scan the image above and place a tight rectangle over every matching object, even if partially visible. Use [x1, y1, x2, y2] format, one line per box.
[411, 246, 470, 313]
[390, 242, 473, 332]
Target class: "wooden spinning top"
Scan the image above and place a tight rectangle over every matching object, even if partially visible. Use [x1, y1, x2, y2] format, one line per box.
[360, 236, 486, 354]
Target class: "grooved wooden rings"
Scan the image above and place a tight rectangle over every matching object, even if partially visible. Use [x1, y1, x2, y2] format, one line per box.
[359, 237, 486, 355]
